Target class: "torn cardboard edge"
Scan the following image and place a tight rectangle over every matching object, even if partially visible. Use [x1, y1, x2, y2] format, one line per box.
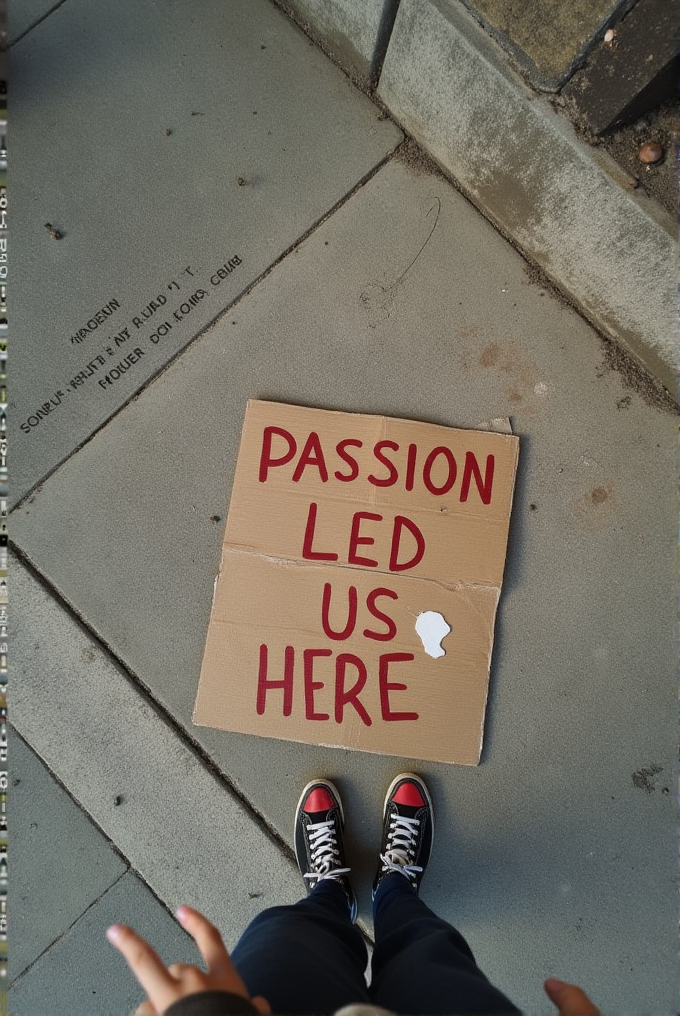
[194, 401, 519, 765]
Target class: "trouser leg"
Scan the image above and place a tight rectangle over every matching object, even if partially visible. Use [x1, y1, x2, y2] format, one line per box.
[369, 874, 521, 1015]
[231, 880, 370, 1015]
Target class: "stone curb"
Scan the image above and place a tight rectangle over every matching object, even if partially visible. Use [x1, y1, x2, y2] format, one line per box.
[375, 0, 678, 398]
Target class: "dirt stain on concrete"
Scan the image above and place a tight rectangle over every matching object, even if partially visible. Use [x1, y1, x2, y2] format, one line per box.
[573, 480, 617, 531]
[474, 338, 546, 415]
[589, 485, 609, 505]
[395, 137, 446, 179]
[599, 335, 678, 414]
[479, 342, 501, 367]
[457, 325, 480, 342]
[632, 764, 662, 793]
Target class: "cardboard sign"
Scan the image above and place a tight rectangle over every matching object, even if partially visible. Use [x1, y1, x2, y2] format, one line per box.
[194, 401, 519, 765]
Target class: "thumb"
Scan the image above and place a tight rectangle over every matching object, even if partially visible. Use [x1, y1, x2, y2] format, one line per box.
[544, 978, 600, 1015]
[251, 997, 271, 1015]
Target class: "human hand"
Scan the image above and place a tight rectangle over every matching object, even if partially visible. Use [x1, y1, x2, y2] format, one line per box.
[544, 978, 600, 1015]
[106, 904, 270, 1016]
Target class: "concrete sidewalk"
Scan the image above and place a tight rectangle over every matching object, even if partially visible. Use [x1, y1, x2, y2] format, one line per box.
[10, 1, 677, 1015]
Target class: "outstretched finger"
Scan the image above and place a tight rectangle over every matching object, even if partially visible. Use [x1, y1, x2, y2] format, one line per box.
[106, 925, 177, 1013]
[133, 1003, 158, 1016]
[175, 907, 236, 973]
[544, 978, 600, 1016]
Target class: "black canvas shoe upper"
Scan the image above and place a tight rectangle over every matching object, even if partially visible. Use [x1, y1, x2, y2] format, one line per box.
[373, 773, 434, 898]
[294, 779, 358, 922]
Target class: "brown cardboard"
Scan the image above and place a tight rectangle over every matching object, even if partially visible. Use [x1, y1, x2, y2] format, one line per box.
[193, 400, 519, 765]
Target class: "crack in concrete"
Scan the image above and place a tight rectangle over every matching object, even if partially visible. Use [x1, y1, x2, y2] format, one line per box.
[8, 866, 129, 989]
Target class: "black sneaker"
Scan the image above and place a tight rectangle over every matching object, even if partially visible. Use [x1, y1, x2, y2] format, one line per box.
[294, 779, 357, 922]
[372, 773, 434, 898]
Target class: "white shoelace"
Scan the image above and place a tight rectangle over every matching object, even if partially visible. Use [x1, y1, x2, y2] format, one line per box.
[380, 814, 423, 880]
[303, 819, 351, 883]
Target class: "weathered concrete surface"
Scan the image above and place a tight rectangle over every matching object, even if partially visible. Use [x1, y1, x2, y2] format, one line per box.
[377, 0, 678, 398]
[563, 0, 680, 133]
[11, 559, 303, 952]
[8, 0, 57, 42]
[281, 0, 399, 80]
[12, 158, 677, 1013]
[280, 0, 632, 90]
[9, 0, 401, 505]
[8, 730, 127, 982]
[456, 0, 631, 89]
[8, 873, 202, 1016]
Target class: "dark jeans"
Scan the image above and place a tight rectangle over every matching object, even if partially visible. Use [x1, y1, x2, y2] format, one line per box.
[231, 874, 521, 1015]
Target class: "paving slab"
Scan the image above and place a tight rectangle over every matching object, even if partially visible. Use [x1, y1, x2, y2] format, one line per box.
[11, 559, 303, 953]
[9, 0, 401, 505]
[8, 729, 127, 982]
[11, 158, 678, 1012]
[8, 872, 203, 1016]
[8, 0, 58, 43]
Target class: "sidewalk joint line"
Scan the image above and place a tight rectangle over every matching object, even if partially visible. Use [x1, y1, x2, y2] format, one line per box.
[13, 724, 260, 971]
[7, 863, 129, 989]
[10, 725, 134, 871]
[10, 548, 298, 865]
[11, 147, 400, 514]
[11, 564, 379, 945]
[10, 0, 71, 47]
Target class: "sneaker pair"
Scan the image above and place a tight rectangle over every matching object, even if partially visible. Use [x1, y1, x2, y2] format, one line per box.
[294, 773, 434, 923]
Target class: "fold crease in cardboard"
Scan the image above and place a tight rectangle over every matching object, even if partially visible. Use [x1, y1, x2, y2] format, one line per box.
[194, 400, 519, 765]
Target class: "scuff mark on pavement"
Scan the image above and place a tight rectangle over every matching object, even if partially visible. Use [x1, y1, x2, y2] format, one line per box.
[632, 763, 662, 793]
[360, 197, 441, 321]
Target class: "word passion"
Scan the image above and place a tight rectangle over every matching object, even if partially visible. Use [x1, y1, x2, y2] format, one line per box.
[254, 422, 495, 727]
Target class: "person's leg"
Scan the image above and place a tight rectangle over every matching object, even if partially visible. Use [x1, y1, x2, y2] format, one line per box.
[232, 879, 370, 1015]
[369, 873, 520, 1015]
[368, 774, 520, 1015]
[232, 779, 370, 1015]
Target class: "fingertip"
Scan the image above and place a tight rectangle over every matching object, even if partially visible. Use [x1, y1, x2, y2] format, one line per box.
[133, 1004, 157, 1016]
[106, 924, 124, 944]
[175, 905, 192, 924]
[544, 978, 599, 1016]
